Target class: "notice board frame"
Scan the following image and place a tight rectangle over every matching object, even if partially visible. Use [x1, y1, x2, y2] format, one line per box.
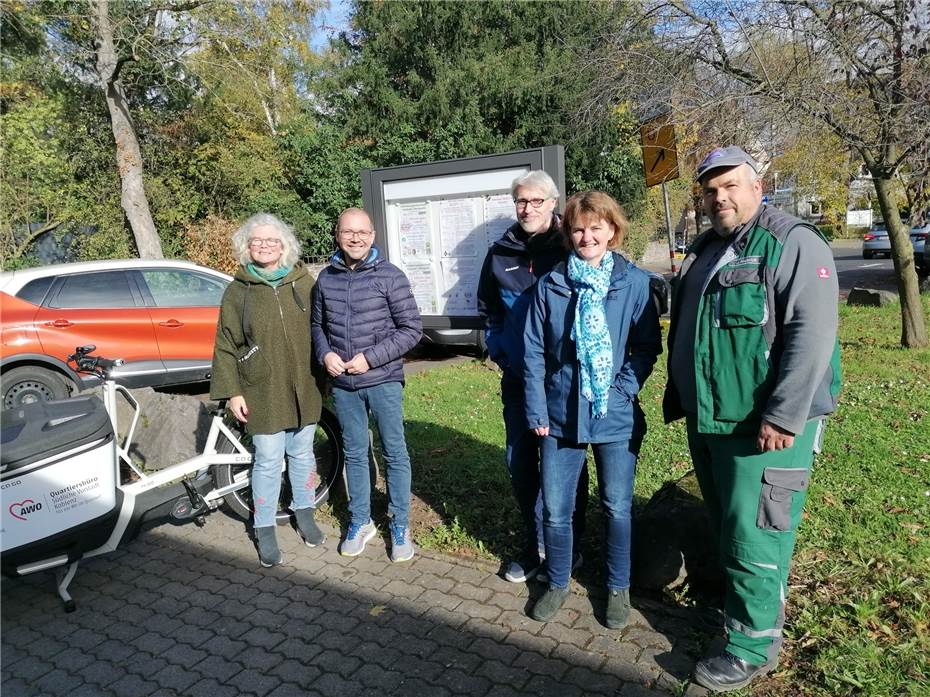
[361, 145, 565, 331]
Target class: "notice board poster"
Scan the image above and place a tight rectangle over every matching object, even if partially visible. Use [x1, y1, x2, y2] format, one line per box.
[397, 202, 431, 263]
[381, 167, 529, 317]
[484, 193, 516, 249]
[363, 146, 565, 327]
[386, 193, 517, 316]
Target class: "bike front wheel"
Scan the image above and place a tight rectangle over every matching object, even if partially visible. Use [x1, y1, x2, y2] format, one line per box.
[214, 407, 344, 525]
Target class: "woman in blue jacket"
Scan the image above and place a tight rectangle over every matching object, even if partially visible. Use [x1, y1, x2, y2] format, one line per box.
[523, 191, 662, 626]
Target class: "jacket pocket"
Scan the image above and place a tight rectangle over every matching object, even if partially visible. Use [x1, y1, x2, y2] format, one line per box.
[611, 381, 632, 404]
[708, 325, 773, 423]
[237, 344, 271, 387]
[757, 467, 810, 531]
[716, 261, 767, 328]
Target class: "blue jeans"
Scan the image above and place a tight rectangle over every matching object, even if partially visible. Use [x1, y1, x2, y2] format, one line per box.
[502, 376, 587, 555]
[333, 382, 412, 528]
[251, 424, 317, 529]
[540, 435, 637, 590]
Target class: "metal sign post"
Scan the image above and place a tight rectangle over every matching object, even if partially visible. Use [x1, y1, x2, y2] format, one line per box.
[661, 182, 676, 273]
[639, 114, 680, 272]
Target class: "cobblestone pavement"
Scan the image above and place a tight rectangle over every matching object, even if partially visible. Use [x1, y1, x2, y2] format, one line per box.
[2, 513, 718, 697]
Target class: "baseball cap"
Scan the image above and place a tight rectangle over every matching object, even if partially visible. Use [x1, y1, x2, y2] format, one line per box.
[696, 146, 759, 182]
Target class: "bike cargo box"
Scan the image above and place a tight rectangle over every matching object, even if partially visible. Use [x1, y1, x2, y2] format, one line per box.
[1, 396, 119, 568]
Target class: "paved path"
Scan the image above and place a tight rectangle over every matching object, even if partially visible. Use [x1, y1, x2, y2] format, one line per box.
[2, 514, 716, 696]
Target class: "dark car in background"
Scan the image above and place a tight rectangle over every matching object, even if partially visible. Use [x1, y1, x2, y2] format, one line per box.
[922, 232, 930, 274]
[911, 223, 928, 273]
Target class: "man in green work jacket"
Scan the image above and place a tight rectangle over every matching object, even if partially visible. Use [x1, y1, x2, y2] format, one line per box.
[664, 146, 841, 692]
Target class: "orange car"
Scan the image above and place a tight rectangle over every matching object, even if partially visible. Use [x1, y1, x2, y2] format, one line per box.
[1, 259, 231, 409]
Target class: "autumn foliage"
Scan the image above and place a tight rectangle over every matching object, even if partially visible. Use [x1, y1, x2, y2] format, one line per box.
[182, 215, 239, 276]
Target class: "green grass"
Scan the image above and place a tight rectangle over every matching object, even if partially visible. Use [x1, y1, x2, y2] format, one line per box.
[392, 296, 930, 696]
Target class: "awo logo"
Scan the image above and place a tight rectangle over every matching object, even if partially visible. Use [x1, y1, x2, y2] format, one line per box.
[9, 499, 43, 520]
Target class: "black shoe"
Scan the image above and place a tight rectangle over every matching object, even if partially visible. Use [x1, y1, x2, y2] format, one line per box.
[693, 651, 775, 692]
[531, 587, 569, 622]
[605, 588, 630, 629]
[294, 507, 325, 547]
[255, 526, 283, 567]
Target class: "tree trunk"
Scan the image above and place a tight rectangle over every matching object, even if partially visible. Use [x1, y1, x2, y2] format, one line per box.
[872, 174, 929, 348]
[91, 0, 163, 259]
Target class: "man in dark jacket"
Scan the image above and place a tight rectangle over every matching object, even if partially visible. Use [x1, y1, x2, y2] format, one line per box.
[664, 147, 841, 692]
[312, 208, 422, 562]
[477, 170, 588, 583]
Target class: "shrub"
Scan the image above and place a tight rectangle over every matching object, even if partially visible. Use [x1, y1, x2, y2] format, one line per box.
[182, 215, 239, 276]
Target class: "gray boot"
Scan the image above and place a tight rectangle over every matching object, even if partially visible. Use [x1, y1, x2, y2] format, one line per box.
[255, 526, 282, 567]
[605, 587, 631, 629]
[294, 507, 325, 547]
[531, 587, 569, 622]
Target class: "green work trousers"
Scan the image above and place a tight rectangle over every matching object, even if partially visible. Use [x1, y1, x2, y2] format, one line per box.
[686, 417, 822, 666]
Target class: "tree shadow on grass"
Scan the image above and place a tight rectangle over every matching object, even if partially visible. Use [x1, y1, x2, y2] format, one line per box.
[340, 419, 522, 567]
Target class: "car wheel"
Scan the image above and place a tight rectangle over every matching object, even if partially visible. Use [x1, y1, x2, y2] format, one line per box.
[1, 366, 71, 410]
[862, 250, 874, 259]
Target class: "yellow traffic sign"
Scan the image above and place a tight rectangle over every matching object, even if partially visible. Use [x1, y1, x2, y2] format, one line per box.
[640, 115, 679, 187]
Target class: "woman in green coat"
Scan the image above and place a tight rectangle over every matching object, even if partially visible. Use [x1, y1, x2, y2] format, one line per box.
[210, 213, 324, 567]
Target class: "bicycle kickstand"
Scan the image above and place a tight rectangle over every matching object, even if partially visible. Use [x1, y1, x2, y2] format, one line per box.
[56, 561, 79, 613]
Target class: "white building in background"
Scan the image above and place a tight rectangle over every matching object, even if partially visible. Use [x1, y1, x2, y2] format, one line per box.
[763, 165, 877, 229]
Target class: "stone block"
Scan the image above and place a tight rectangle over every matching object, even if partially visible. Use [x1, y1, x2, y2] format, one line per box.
[847, 287, 898, 306]
[113, 388, 217, 470]
[632, 472, 724, 593]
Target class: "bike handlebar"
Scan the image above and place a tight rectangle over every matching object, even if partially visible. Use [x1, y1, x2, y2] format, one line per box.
[67, 346, 124, 379]
[94, 357, 124, 371]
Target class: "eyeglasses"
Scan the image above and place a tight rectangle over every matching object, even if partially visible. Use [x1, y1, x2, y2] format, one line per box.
[514, 197, 551, 209]
[249, 237, 282, 248]
[337, 229, 374, 240]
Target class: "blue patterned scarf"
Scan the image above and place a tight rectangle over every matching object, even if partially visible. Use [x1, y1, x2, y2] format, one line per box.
[568, 252, 614, 419]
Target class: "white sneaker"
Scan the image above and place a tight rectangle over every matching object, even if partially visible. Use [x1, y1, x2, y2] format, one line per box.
[390, 524, 415, 562]
[504, 552, 542, 583]
[339, 519, 376, 557]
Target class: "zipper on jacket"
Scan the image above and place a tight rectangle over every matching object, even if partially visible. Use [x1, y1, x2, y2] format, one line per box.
[345, 270, 354, 390]
[273, 286, 289, 343]
[274, 285, 300, 394]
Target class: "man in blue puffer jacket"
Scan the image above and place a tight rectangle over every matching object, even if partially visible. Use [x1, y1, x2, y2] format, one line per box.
[477, 171, 588, 583]
[311, 208, 422, 562]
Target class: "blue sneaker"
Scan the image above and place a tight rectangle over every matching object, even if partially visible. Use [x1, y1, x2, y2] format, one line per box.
[390, 523, 415, 563]
[339, 519, 376, 557]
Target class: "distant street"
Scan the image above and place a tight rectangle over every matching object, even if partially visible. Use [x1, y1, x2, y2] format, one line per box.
[643, 238, 900, 300]
[830, 239, 898, 298]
